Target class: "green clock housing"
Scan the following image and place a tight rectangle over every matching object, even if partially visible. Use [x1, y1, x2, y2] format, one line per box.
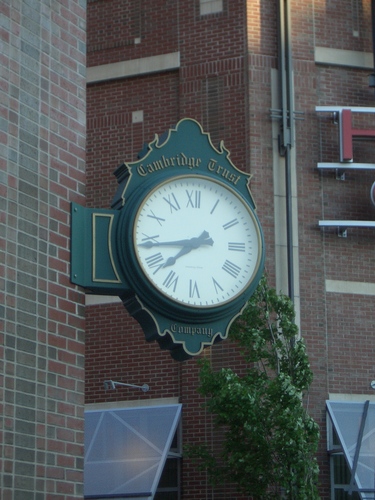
[71, 119, 265, 360]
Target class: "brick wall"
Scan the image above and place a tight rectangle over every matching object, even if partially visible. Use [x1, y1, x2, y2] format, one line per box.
[85, 0, 375, 498]
[86, 2, 255, 497]
[0, 1, 86, 498]
[87, 0, 179, 67]
[292, 4, 375, 498]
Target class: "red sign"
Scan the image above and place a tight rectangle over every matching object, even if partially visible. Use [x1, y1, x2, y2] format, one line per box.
[340, 109, 375, 162]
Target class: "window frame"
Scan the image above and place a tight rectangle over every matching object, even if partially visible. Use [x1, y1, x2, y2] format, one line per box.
[199, 0, 223, 16]
[84, 399, 182, 500]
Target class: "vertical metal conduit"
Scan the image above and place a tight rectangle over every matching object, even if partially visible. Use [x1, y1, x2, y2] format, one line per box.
[371, 0, 375, 88]
[277, 0, 295, 302]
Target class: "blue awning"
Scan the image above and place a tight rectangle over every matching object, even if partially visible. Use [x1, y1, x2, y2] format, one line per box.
[327, 400, 375, 499]
[84, 404, 182, 499]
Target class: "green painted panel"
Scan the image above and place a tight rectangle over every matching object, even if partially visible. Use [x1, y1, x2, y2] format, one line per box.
[92, 213, 121, 283]
[70, 203, 129, 293]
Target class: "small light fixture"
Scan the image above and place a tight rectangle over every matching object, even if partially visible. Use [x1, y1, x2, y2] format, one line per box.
[370, 380, 375, 390]
[103, 380, 150, 392]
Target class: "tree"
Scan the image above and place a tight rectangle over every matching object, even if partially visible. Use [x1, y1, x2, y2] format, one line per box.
[187, 277, 320, 499]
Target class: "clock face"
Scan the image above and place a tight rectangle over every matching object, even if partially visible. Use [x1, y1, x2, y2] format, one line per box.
[133, 175, 262, 308]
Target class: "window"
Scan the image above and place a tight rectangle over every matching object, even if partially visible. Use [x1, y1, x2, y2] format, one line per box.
[203, 76, 223, 147]
[155, 457, 180, 500]
[84, 404, 182, 499]
[200, 0, 223, 16]
[329, 425, 361, 499]
[155, 425, 181, 500]
[327, 400, 375, 500]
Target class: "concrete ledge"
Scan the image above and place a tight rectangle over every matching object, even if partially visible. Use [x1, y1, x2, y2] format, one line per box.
[318, 163, 375, 170]
[87, 52, 180, 84]
[315, 47, 373, 69]
[329, 393, 375, 402]
[85, 294, 121, 305]
[319, 220, 375, 228]
[326, 279, 375, 296]
[86, 397, 180, 410]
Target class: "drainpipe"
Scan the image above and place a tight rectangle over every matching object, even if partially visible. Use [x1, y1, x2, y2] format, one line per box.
[370, 0, 375, 88]
[277, 0, 295, 303]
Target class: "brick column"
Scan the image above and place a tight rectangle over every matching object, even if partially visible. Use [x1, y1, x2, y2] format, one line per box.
[0, 1, 86, 498]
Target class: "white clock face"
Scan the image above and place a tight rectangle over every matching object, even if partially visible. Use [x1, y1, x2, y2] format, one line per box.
[133, 176, 262, 308]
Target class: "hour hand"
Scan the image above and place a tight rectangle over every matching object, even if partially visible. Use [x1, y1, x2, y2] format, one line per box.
[162, 231, 214, 268]
[163, 246, 193, 267]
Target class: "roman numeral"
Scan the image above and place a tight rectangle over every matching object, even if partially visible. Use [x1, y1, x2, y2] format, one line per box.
[228, 242, 246, 252]
[147, 210, 165, 226]
[140, 233, 159, 243]
[222, 260, 241, 279]
[212, 277, 224, 294]
[163, 193, 181, 212]
[144, 253, 164, 275]
[186, 190, 201, 208]
[189, 280, 200, 298]
[163, 270, 179, 291]
[223, 218, 239, 230]
[145, 253, 164, 268]
[210, 199, 219, 214]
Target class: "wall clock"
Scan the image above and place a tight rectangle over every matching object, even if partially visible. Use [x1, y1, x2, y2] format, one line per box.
[71, 119, 265, 360]
[130, 175, 262, 314]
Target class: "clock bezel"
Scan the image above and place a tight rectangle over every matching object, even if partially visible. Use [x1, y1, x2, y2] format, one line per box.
[117, 172, 265, 323]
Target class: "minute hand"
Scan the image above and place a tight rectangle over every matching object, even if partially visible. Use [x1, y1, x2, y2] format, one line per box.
[139, 230, 214, 249]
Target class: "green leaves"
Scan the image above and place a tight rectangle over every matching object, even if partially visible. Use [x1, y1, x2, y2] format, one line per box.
[187, 277, 320, 499]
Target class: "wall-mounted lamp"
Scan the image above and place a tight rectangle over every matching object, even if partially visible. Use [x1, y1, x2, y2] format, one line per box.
[370, 380, 375, 390]
[103, 380, 150, 392]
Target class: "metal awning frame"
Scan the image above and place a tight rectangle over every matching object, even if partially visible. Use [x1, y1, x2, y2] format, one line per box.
[327, 400, 375, 498]
[84, 404, 182, 500]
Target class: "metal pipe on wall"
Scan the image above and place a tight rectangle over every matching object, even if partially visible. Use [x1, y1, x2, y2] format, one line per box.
[277, 0, 295, 303]
[371, 0, 375, 87]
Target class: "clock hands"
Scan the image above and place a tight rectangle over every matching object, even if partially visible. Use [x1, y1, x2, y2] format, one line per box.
[139, 231, 214, 268]
[163, 231, 214, 267]
[163, 245, 196, 268]
[139, 231, 214, 249]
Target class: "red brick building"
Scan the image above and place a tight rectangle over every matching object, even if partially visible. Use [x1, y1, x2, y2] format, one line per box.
[1, 0, 86, 498]
[84, 1, 375, 498]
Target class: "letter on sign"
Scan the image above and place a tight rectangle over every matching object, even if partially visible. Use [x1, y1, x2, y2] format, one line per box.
[340, 109, 375, 162]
